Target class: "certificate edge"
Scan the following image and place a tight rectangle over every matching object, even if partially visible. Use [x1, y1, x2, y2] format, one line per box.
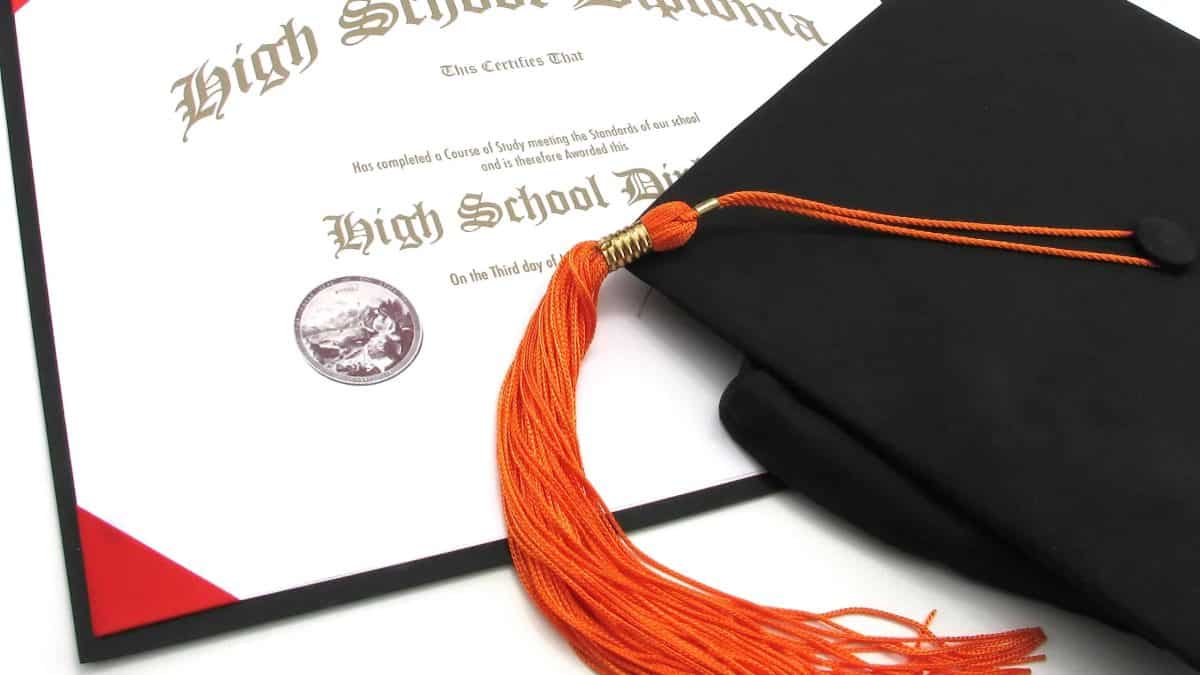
[0, 5, 97, 663]
[80, 474, 780, 663]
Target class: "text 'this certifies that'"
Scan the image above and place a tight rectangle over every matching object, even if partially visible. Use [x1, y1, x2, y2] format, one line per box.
[442, 51, 584, 77]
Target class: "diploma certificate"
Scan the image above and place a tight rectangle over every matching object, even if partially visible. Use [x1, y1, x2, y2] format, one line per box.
[5, 0, 878, 660]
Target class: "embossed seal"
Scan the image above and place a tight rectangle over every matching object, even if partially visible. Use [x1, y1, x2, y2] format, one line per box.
[294, 276, 422, 385]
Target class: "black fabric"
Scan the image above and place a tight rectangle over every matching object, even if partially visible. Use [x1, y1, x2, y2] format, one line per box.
[1135, 217, 1196, 269]
[720, 361, 1116, 624]
[629, 0, 1200, 667]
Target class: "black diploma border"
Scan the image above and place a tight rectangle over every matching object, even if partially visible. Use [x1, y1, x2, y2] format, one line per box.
[0, 10, 781, 663]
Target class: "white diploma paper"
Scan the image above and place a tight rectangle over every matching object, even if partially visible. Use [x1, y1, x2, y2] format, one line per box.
[16, 0, 878, 600]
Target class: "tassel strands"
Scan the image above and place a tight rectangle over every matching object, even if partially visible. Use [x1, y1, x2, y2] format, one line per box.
[494, 192, 1171, 674]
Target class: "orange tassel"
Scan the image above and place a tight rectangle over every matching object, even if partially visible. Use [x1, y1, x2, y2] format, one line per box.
[495, 191, 1166, 674]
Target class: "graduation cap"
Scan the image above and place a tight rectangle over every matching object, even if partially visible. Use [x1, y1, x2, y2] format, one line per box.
[495, 0, 1200, 671]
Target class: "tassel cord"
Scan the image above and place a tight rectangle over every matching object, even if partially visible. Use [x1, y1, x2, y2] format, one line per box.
[497, 192, 1162, 674]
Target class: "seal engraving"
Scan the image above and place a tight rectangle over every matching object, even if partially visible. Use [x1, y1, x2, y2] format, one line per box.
[294, 276, 422, 385]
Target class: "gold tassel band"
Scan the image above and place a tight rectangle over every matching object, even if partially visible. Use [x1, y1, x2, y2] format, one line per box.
[599, 221, 653, 271]
[694, 197, 721, 216]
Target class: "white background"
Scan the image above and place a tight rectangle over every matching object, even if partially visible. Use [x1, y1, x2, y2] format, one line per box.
[3, 0, 1199, 672]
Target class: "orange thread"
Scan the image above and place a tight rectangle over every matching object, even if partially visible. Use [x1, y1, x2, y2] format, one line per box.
[718, 191, 1153, 267]
[641, 199, 698, 251]
[498, 191, 1159, 674]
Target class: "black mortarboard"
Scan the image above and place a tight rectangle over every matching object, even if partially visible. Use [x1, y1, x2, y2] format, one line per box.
[623, 0, 1200, 668]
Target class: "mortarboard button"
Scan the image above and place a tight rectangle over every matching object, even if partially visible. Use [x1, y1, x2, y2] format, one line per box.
[1134, 216, 1196, 270]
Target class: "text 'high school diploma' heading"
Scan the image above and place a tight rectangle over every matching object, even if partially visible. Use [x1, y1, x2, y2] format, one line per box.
[171, 0, 826, 143]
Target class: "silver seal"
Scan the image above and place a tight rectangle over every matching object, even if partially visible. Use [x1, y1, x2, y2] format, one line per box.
[294, 276, 423, 385]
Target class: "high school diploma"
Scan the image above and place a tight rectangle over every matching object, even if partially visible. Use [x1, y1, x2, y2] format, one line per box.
[13, 0, 878, 626]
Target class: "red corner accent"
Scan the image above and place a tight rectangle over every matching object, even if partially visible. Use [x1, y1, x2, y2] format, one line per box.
[77, 507, 238, 636]
[13, 0, 29, 12]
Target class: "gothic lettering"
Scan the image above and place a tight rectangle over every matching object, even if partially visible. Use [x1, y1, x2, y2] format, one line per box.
[172, 19, 318, 142]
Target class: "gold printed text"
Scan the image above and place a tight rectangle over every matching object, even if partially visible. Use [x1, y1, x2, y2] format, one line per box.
[326, 203, 445, 257]
[172, 19, 319, 142]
